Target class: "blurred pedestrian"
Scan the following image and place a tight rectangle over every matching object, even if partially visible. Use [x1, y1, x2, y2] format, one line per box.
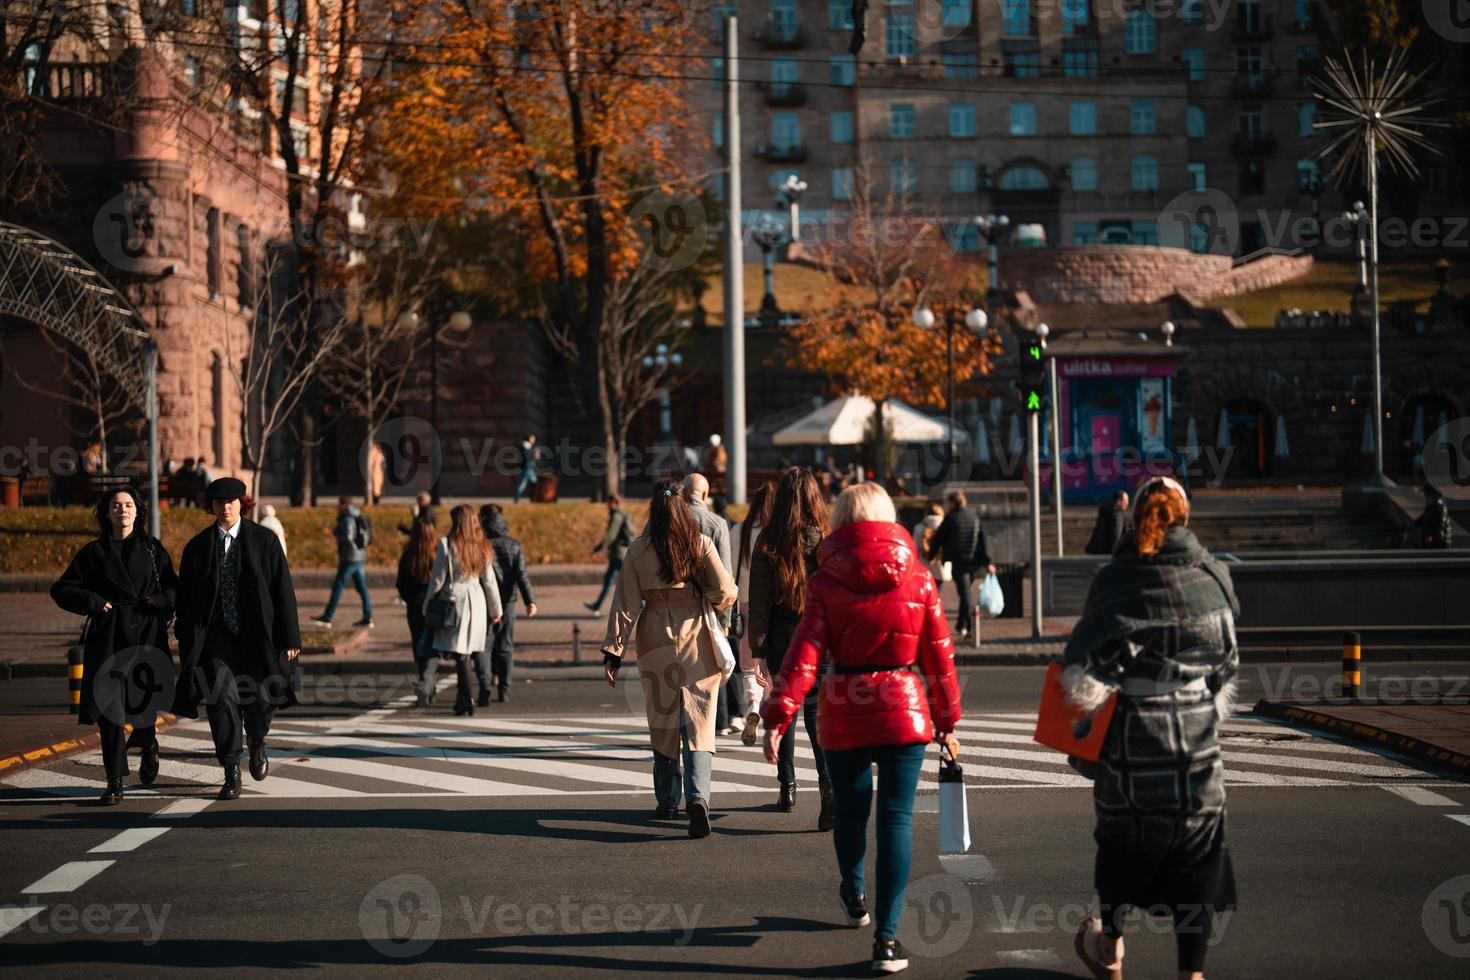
[425, 504, 503, 716]
[367, 443, 387, 504]
[1085, 491, 1132, 556]
[762, 482, 961, 973]
[479, 504, 538, 705]
[703, 433, 728, 485]
[1061, 476, 1239, 980]
[513, 433, 539, 504]
[1418, 484, 1452, 549]
[396, 515, 438, 706]
[926, 491, 993, 642]
[173, 478, 301, 801]
[258, 504, 288, 558]
[733, 482, 776, 746]
[50, 486, 178, 805]
[910, 501, 950, 586]
[585, 494, 635, 614]
[602, 479, 737, 838]
[398, 490, 435, 536]
[749, 467, 832, 825]
[312, 496, 373, 628]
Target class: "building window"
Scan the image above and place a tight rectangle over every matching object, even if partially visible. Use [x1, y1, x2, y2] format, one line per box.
[828, 0, 854, 28]
[770, 0, 797, 38]
[1061, 0, 1088, 36]
[713, 112, 724, 148]
[1070, 156, 1098, 191]
[950, 158, 978, 193]
[890, 103, 916, 138]
[832, 167, 854, 201]
[1296, 44, 1320, 75]
[941, 0, 971, 29]
[1187, 162, 1207, 191]
[1297, 102, 1316, 136]
[771, 112, 800, 149]
[1239, 160, 1266, 195]
[1002, 0, 1031, 36]
[949, 103, 976, 138]
[184, 55, 200, 86]
[829, 54, 855, 86]
[1005, 48, 1039, 77]
[1073, 221, 1099, 245]
[771, 56, 798, 97]
[999, 166, 1048, 190]
[1182, 49, 1205, 82]
[235, 224, 254, 308]
[711, 172, 726, 202]
[712, 1, 736, 34]
[1130, 100, 1156, 135]
[1131, 155, 1159, 191]
[1062, 39, 1098, 77]
[831, 110, 853, 144]
[1133, 221, 1158, 245]
[1187, 104, 1206, 138]
[712, 56, 723, 87]
[889, 158, 917, 194]
[1125, 8, 1156, 53]
[182, 0, 196, 13]
[943, 51, 978, 78]
[211, 353, 225, 466]
[886, 14, 916, 57]
[205, 207, 221, 298]
[1297, 159, 1320, 191]
[1189, 222, 1211, 252]
[1180, 0, 1203, 22]
[1010, 102, 1036, 136]
[948, 221, 980, 251]
[1238, 105, 1264, 139]
[1069, 101, 1096, 135]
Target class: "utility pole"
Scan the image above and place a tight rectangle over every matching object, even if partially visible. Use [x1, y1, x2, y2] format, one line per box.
[1048, 355, 1063, 556]
[1029, 410, 1043, 639]
[722, 15, 746, 504]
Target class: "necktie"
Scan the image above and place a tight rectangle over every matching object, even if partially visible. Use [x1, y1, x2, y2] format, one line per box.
[220, 534, 241, 636]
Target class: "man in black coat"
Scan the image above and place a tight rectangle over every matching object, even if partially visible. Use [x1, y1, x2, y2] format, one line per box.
[173, 478, 301, 800]
[478, 505, 537, 704]
[1085, 491, 1133, 556]
[927, 491, 995, 641]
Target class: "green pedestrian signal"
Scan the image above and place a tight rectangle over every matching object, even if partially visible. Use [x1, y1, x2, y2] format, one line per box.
[1018, 331, 1046, 412]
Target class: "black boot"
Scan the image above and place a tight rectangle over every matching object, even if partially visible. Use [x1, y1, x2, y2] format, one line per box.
[139, 742, 160, 786]
[777, 783, 796, 812]
[99, 778, 124, 806]
[248, 739, 269, 781]
[818, 776, 835, 832]
[496, 687, 508, 703]
[477, 688, 492, 708]
[687, 798, 711, 838]
[219, 764, 242, 801]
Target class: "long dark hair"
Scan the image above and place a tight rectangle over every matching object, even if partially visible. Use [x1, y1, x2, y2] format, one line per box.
[647, 478, 701, 585]
[405, 515, 437, 581]
[757, 467, 830, 612]
[448, 504, 490, 578]
[94, 485, 148, 540]
[739, 481, 776, 567]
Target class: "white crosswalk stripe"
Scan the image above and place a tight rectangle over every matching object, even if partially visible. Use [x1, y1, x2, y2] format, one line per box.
[1, 710, 1458, 802]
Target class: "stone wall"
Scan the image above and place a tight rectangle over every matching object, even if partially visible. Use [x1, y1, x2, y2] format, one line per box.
[1000, 245, 1313, 305]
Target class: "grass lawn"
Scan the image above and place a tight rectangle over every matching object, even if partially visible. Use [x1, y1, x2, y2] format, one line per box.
[1222, 255, 1467, 328]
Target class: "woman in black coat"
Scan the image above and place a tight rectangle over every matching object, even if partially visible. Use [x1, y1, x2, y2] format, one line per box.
[50, 485, 178, 805]
[397, 515, 438, 706]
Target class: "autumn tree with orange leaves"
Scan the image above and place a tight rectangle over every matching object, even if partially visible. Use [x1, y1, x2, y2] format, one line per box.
[375, 0, 707, 497]
[783, 165, 1003, 485]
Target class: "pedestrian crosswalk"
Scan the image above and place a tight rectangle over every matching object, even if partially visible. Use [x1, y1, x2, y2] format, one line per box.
[0, 706, 1458, 802]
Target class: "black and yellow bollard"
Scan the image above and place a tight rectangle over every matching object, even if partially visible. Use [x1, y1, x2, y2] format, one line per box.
[1342, 631, 1361, 700]
[67, 646, 84, 714]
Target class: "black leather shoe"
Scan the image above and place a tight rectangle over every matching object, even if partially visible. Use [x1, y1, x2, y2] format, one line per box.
[777, 783, 796, 812]
[655, 806, 679, 820]
[496, 688, 508, 703]
[477, 688, 492, 708]
[687, 798, 711, 838]
[100, 778, 124, 806]
[871, 938, 909, 974]
[139, 743, 160, 786]
[248, 739, 268, 781]
[818, 777, 835, 832]
[219, 765, 242, 801]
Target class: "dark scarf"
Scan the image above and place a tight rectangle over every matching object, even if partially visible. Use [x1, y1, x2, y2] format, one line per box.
[1064, 525, 1239, 668]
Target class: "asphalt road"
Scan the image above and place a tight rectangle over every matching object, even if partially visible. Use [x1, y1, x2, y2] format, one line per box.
[3, 663, 1470, 978]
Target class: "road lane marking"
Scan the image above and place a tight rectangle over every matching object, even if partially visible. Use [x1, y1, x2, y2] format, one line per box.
[1385, 786, 1461, 806]
[0, 906, 47, 939]
[1448, 814, 1470, 829]
[88, 827, 172, 853]
[152, 799, 213, 819]
[21, 861, 115, 894]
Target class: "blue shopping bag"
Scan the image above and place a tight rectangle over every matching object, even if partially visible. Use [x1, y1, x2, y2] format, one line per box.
[977, 573, 1005, 617]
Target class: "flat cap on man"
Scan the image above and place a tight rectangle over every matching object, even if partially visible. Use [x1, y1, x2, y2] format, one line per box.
[205, 477, 248, 502]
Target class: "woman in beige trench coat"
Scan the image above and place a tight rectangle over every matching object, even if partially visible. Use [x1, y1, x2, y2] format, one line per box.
[602, 479, 737, 839]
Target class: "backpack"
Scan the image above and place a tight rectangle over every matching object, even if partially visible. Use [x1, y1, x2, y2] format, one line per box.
[354, 513, 372, 548]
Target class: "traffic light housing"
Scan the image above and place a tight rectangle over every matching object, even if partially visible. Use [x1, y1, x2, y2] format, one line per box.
[1018, 332, 1045, 412]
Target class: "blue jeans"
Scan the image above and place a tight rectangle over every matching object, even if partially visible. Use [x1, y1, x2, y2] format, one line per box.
[825, 741, 927, 940]
[651, 713, 711, 810]
[513, 468, 537, 503]
[322, 561, 371, 621]
[590, 555, 624, 610]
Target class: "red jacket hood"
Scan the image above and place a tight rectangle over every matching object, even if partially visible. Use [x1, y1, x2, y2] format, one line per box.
[818, 521, 918, 594]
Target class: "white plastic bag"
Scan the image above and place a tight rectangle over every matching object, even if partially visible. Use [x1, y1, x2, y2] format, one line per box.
[938, 749, 971, 854]
[704, 604, 736, 682]
[977, 573, 1005, 617]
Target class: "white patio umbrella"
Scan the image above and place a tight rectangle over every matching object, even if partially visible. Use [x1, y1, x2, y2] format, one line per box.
[770, 395, 968, 446]
[974, 418, 991, 465]
[1215, 407, 1232, 450]
[1273, 414, 1290, 459]
[1008, 413, 1024, 455]
[1411, 405, 1425, 446]
[1361, 412, 1375, 454]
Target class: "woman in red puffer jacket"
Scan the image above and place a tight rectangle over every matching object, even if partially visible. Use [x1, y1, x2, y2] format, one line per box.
[762, 482, 962, 976]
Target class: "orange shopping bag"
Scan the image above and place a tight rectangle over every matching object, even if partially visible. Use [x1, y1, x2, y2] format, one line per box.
[1033, 662, 1117, 762]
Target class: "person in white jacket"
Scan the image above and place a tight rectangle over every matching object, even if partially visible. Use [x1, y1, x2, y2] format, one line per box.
[732, 482, 776, 746]
[424, 504, 502, 716]
[911, 501, 950, 586]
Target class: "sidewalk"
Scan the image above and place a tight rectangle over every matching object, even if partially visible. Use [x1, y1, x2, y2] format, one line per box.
[0, 711, 178, 776]
[1254, 698, 1470, 776]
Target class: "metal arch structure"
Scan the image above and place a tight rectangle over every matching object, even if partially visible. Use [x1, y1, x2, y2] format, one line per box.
[0, 221, 161, 536]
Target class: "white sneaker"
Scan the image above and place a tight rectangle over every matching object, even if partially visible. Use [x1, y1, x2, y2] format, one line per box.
[717, 727, 735, 736]
[728, 716, 745, 733]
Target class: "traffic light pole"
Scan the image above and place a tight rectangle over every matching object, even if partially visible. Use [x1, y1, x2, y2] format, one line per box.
[1029, 410, 1043, 640]
[1049, 356, 1063, 556]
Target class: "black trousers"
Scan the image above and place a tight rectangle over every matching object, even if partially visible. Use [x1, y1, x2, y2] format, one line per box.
[951, 566, 978, 631]
[200, 622, 275, 766]
[763, 652, 828, 788]
[97, 718, 156, 782]
[487, 605, 517, 692]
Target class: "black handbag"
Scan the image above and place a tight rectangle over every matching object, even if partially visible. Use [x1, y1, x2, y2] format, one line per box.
[729, 528, 749, 640]
[423, 542, 460, 631]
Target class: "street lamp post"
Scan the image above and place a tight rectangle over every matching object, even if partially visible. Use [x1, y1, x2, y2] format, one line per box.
[643, 343, 684, 444]
[756, 174, 807, 319]
[975, 213, 1010, 299]
[407, 309, 472, 504]
[912, 305, 988, 482]
[1344, 200, 1368, 292]
[1341, 198, 1388, 484]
